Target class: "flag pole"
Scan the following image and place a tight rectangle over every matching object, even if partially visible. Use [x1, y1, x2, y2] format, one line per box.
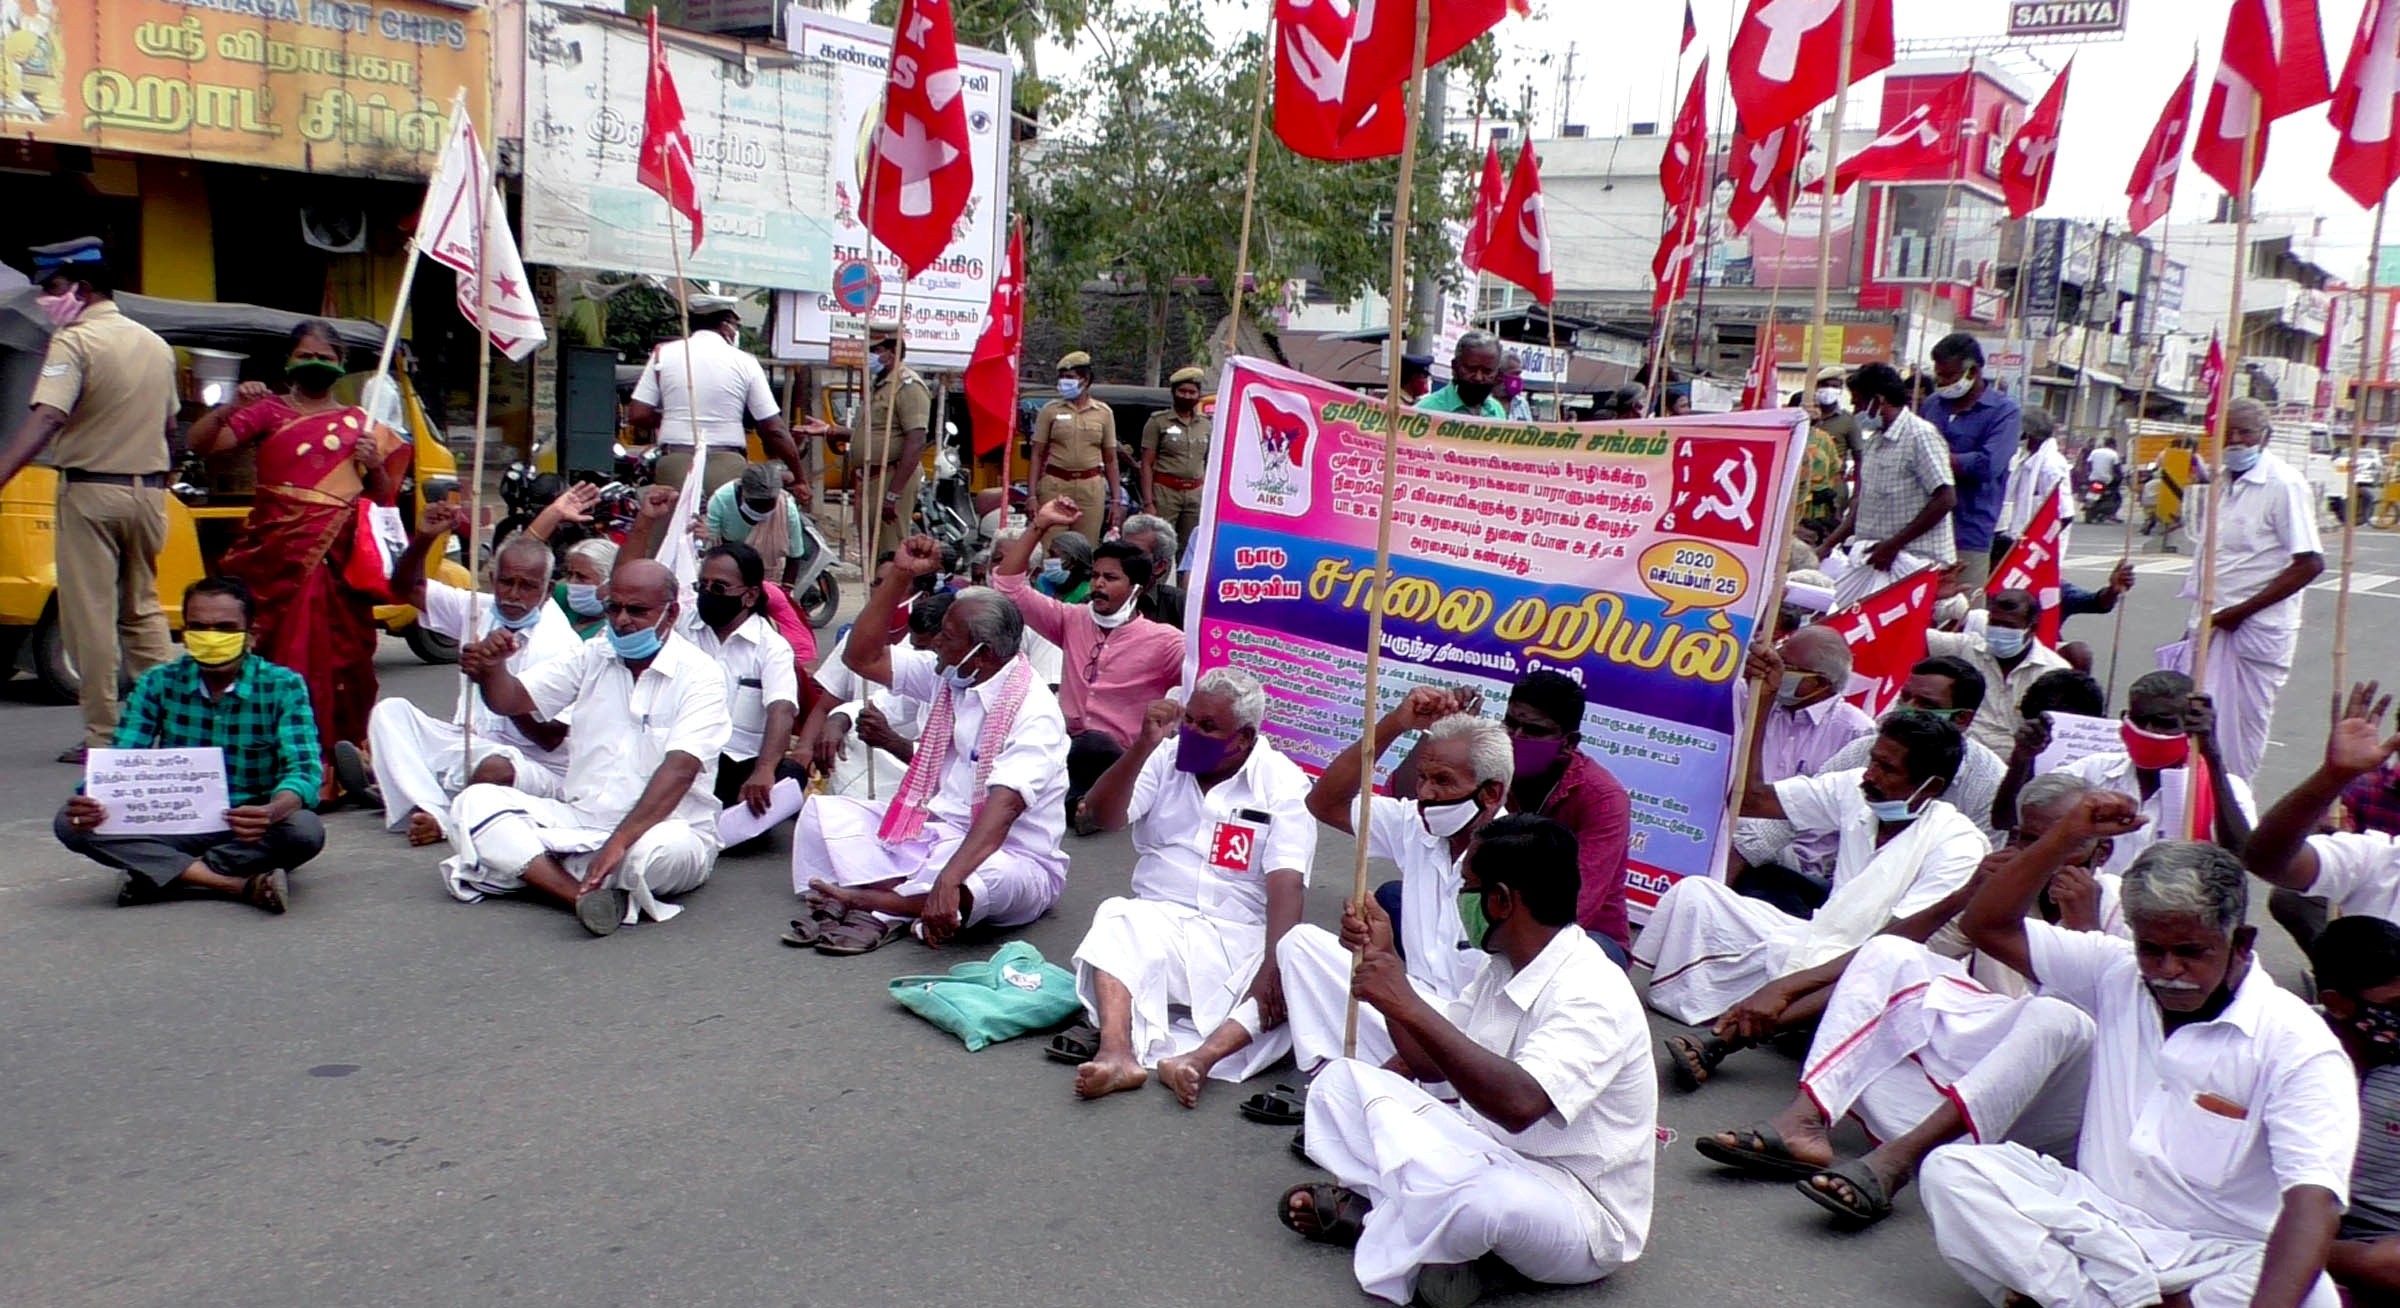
[2106, 217, 2174, 705]
[866, 282, 915, 565]
[2337, 198, 2389, 694]
[2185, 100, 2260, 837]
[1344, 0, 1432, 1061]
[1545, 306, 1563, 418]
[460, 80, 497, 777]
[1223, 9, 1275, 360]
[1755, 141, 1809, 407]
[1809, 0, 1860, 402]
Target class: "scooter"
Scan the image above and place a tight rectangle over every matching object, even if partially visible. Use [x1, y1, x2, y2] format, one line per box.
[788, 511, 839, 629]
[916, 432, 980, 560]
[2081, 477, 2122, 525]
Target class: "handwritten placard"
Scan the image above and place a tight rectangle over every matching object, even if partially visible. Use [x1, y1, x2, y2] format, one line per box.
[84, 748, 231, 836]
[2036, 712, 2121, 773]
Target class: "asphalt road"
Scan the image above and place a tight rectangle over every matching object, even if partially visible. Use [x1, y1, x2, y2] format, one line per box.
[2, 519, 2390, 1308]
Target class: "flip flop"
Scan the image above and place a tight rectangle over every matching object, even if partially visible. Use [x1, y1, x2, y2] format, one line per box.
[243, 869, 289, 916]
[575, 886, 625, 937]
[1795, 1158, 1896, 1224]
[332, 740, 377, 804]
[1692, 1125, 1828, 1180]
[1277, 1182, 1369, 1247]
[1239, 1083, 1307, 1126]
[781, 909, 855, 948]
[814, 914, 911, 956]
[1289, 1125, 1312, 1166]
[1045, 1022, 1101, 1065]
[1664, 1033, 1733, 1091]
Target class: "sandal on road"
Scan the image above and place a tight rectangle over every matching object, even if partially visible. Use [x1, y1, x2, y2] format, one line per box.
[1796, 1158, 1896, 1224]
[781, 890, 855, 947]
[1692, 1125, 1826, 1180]
[1278, 1182, 1369, 1247]
[1664, 1033, 1733, 1090]
[814, 913, 911, 956]
[243, 869, 289, 916]
[575, 886, 625, 937]
[1240, 1083, 1308, 1126]
[1045, 1022, 1101, 1065]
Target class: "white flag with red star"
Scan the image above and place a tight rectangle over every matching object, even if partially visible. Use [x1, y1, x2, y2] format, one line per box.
[421, 95, 544, 362]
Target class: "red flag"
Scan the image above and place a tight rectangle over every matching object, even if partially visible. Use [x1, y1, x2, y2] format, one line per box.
[1986, 491, 2067, 645]
[1740, 328, 1781, 410]
[2195, 0, 2334, 193]
[1274, 0, 1409, 161]
[2001, 61, 2071, 220]
[2330, 0, 2400, 208]
[638, 10, 703, 251]
[963, 218, 1025, 458]
[865, 0, 975, 277]
[1728, 116, 1808, 234]
[2185, 750, 2220, 841]
[1819, 570, 1940, 717]
[1728, 0, 1896, 141]
[1818, 71, 1971, 195]
[1482, 137, 1553, 304]
[1682, 0, 1698, 52]
[1653, 434, 1779, 547]
[2125, 61, 2197, 234]
[1460, 139, 1505, 273]
[2201, 332, 2229, 434]
[1338, 0, 1528, 133]
[1660, 56, 1711, 221]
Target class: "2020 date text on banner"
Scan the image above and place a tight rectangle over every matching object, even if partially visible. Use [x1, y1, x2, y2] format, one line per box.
[1185, 358, 1807, 917]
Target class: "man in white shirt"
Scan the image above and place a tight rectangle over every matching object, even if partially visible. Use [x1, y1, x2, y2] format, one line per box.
[2084, 435, 2123, 501]
[2161, 398, 2326, 781]
[1923, 827, 2357, 1308]
[1063, 669, 1317, 1105]
[1278, 814, 1654, 1308]
[1639, 664, 1990, 1028]
[1925, 588, 2072, 756]
[363, 501, 581, 844]
[1280, 688, 1506, 1075]
[2243, 681, 2400, 948]
[2001, 409, 2075, 553]
[628, 298, 803, 497]
[2031, 670, 2256, 877]
[786, 537, 1069, 954]
[1692, 775, 2114, 1226]
[440, 560, 731, 936]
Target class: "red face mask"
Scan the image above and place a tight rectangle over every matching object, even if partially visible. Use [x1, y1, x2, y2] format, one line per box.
[2120, 720, 2190, 770]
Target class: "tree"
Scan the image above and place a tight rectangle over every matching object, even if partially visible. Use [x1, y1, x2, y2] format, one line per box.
[1022, 7, 1481, 383]
[869, 0, 1097, 119]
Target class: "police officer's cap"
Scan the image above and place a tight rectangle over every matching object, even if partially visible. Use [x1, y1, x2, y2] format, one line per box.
[1057, 351, 1093, 371]
[29, 237, 106, 274]
[1168, 367, 1206, 387]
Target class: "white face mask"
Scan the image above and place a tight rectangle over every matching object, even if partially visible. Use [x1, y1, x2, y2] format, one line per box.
[1814, 388, 1844, 409]
[1934, 376, 1974, 401]
[938, 642, 986, 694]
[1419, 793, 1482, 839]
[1091, 584, 1141, 629]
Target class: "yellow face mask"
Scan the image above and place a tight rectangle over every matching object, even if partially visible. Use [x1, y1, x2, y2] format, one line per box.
[183, 630, 247, 667]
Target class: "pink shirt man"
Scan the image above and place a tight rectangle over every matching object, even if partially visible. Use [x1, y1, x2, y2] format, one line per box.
[992, 570, 1184, 746]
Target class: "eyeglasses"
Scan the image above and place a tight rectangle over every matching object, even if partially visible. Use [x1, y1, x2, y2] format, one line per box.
[693, 580, 744, 597]
[601, 601, 657, 619]
[1898, 703, 1966, 721]
[1085, 631, 1108, 683]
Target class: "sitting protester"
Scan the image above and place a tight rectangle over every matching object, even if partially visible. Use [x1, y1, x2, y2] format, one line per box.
[2004, 670, 2255, 878]
[1924, 587, 2071, 755]
[2310, 916, 2400, 1305]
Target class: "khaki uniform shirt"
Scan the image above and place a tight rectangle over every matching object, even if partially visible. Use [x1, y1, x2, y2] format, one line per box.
[1032, 399, 1116, 473]
[30, 301, 176, 475]
[1143, 410, 1212, 483]
[866, 365, 933, 468]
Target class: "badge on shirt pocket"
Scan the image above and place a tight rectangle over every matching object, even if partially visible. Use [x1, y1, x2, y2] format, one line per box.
[1209, 821, 1260, 875]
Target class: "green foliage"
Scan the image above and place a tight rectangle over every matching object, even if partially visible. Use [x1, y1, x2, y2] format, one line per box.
[868, 0, 1096, 115]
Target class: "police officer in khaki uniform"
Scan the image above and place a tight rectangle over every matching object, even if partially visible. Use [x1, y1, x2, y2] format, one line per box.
[0, 238, 178, 762]
[1139, 366, 1211, 547]
[857, 321, 933, 558]
[1028, 350, 1119, 541]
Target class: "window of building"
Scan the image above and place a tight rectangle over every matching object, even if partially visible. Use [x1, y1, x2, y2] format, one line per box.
[1876, 186, 2002, 285]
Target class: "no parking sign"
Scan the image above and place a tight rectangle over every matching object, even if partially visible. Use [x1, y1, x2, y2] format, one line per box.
[833, 260, 880, 316]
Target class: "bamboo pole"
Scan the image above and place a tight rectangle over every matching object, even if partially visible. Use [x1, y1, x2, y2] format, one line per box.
[460, 79, 497, 778]
[2185, 102, 2260, 837]
[1223, 9, 1275, 359]
[2106, 219, 2174, 705]
[2336, 199, 2389, 694]
[1810, 0, 1859, 389]
[1343, 0, 1433, 1061]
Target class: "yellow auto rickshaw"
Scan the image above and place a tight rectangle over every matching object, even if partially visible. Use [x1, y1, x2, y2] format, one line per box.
[0, 292, 471, 701]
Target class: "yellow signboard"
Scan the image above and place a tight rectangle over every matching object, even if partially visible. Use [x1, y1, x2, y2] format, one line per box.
[0, 0, 490, 179]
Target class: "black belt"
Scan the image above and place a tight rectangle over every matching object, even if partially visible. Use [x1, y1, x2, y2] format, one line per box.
[63, 470, 168, 488]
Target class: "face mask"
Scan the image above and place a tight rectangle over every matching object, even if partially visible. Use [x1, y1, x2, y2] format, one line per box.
[35, 290, 85, 330]
[1863, 777, 1934, 824]
[1039, 558, 1069, 586]
[183, 630, 246, 667]
[939, 642, 986, 694]
[2120, 720, 2191, 770]
[494, 602, 545, 633]
[1174, 725, 1242, 775]
[1935, 376, 1974, 401]
[1500, 376, 1526, 400]
[286, 359, 346, 394]
[2347, 999, 2400, 1066]
[1419, 793, 1482, 839]
[869, 355, 889, 378]
[1092, 584, 1141, 629]
[1456, 888, 1494, 951]
[1815, 387, 1844, 408]
[737, 497, 772, 524]
[1059, 379, 1085, 401]
[1857, 412, 1886, 438]
[1775, 671, 1817, 707]
[2222, 444, 2263, 474]
[1983, 625, 2031, 659]
[695, 590, 748, 628]
[564, 583, 605, 617]
[605, 615, 668, 662]
[1511, 733, 1564, 777]
[1454, 380, 1495, 407]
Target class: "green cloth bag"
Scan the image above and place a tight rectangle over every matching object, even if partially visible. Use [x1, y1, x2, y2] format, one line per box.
[887, 940, 1082, 1052]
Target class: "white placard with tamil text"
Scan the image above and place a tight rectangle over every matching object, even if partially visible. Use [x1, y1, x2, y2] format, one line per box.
[2035, 712, 2121, 773]
[85, 748, 231, 836]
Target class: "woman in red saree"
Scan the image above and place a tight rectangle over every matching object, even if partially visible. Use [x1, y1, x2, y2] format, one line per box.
[188, 321, 405, 802]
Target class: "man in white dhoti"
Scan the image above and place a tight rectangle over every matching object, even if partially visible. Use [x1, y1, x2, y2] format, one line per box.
[2244, 681, 2400, 954]
[1277, 815, 1653, 1308]
[1639, 655, 1989, 1030]
[2160, 397, 2324, 781]
[1278, 687, 1505, 1079]
[786, 536, 1069, 955]
[362, 501, 579, 844]
[1693, 775, 2119, 1226]
[1921, 831, 2358, 1308]
[1061, 669, 1315, 1106]
[441, 560, 731, 937]
[2001, 670, 2255, 877]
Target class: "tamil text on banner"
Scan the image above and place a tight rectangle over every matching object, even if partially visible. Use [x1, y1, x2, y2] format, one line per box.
[1, 0, 490, 179]
[769, 6, 1014, 370]
[520, 0, 836, 290]
[1186, 359, 1805, 917]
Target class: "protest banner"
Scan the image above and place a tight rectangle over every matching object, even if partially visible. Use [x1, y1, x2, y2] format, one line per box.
[2034, 711, 2120, 773]
[84, 748, 231, 836]
[1185, 358, 1805, 917]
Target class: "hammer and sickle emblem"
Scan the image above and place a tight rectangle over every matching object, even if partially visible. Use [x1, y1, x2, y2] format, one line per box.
[1694, 449, 1759, 530]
